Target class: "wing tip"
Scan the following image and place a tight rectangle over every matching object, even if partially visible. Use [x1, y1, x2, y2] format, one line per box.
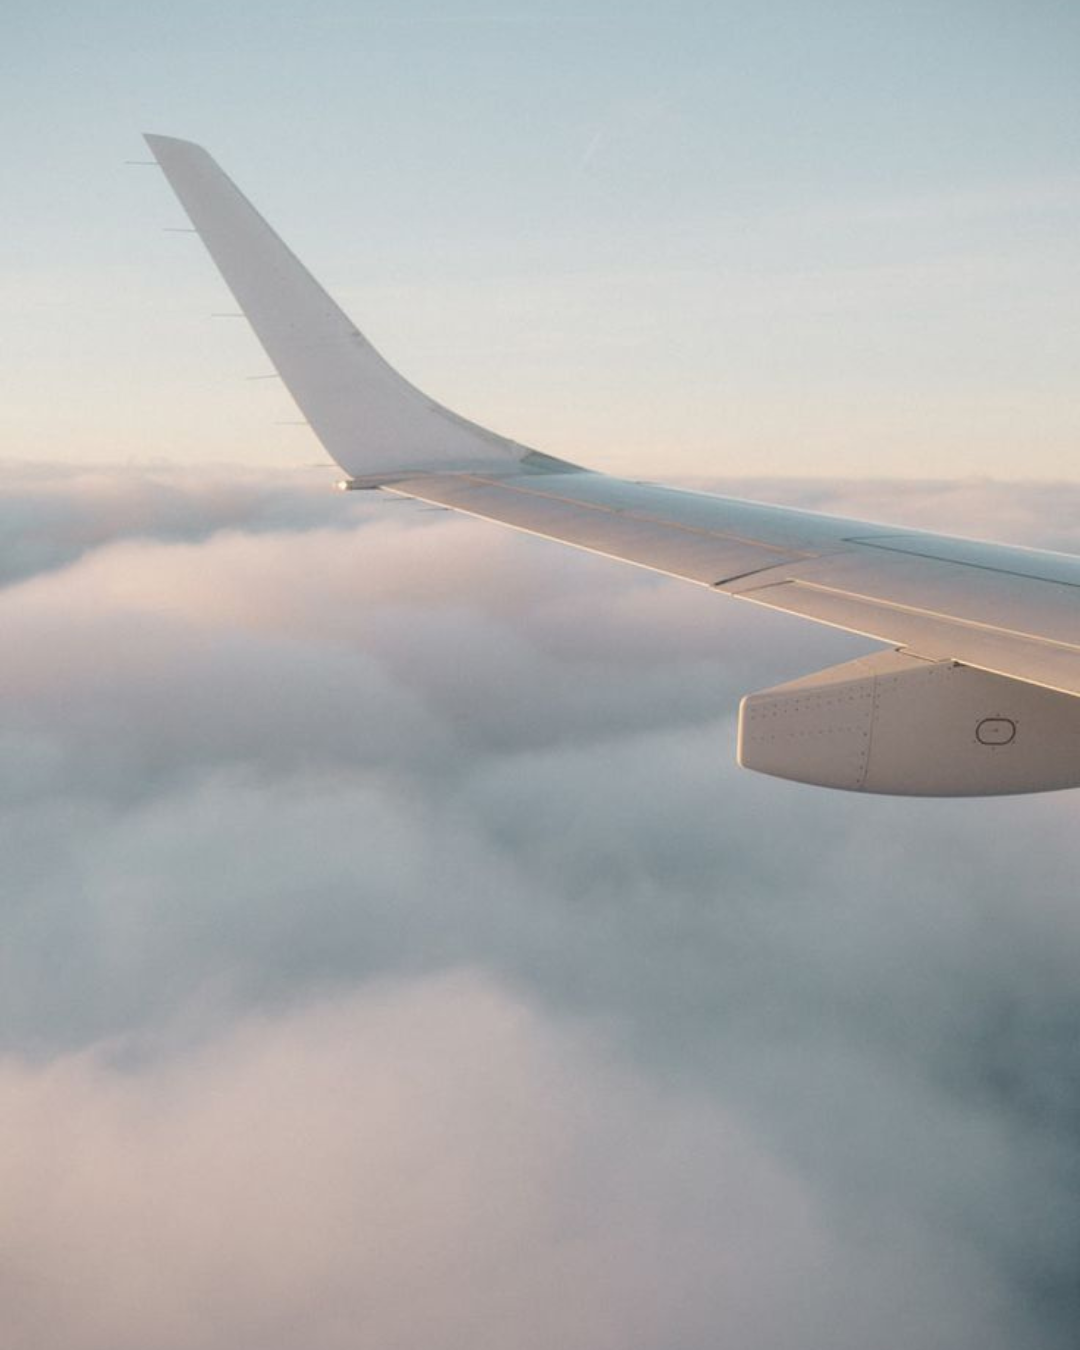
[143, 132, 209, 161]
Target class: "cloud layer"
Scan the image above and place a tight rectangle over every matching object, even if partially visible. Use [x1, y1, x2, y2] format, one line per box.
[3, 463, 1080, 1349]
[3, 973, 1027, 1350]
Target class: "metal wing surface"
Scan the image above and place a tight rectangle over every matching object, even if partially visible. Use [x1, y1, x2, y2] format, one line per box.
[145, 134, 1080, 795]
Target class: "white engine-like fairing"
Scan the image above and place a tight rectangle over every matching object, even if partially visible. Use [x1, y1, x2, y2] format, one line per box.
[738, 651, 1080, 795]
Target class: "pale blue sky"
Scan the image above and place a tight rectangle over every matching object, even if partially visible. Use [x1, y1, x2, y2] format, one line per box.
[4, 0, 1079, 477]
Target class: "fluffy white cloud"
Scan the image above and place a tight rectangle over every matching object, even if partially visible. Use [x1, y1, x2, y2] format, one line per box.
[0, 975, 1023, 1350]
[2, 464, 1080, 1348]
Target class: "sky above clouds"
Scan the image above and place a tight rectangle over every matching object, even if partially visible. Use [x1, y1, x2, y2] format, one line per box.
[4, 3, 1080, 1347]
[3, 465, 1080, 1349]
[3, 0, 1079, 477]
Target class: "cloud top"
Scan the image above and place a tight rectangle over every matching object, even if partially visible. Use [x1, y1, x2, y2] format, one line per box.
[2, 464, 1080, 1348]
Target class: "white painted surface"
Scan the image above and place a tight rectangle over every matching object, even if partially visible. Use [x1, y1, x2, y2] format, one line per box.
[148, 136, 1080, 794]
[739, 651, 1080, 795]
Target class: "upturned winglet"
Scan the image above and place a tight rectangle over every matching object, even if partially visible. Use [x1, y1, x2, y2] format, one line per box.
[144, 134, 534, 481]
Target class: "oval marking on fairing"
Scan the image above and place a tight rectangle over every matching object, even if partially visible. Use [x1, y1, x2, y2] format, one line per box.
[976, 718, 1017, 746]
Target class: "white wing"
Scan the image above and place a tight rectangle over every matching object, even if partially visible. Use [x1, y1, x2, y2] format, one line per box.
[146, 134, 1080, 796]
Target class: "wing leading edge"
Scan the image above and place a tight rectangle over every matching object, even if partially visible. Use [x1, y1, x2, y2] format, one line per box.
[146, 134, 1080, 795]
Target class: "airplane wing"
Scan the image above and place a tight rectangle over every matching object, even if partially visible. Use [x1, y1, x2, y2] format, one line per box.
[145, 134, 1080, 796]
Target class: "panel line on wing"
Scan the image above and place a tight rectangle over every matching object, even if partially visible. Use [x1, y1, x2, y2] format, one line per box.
[740, 578, 1080, 653]
[439, 472, 821, 557]
[844, 536, 1080, 589]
